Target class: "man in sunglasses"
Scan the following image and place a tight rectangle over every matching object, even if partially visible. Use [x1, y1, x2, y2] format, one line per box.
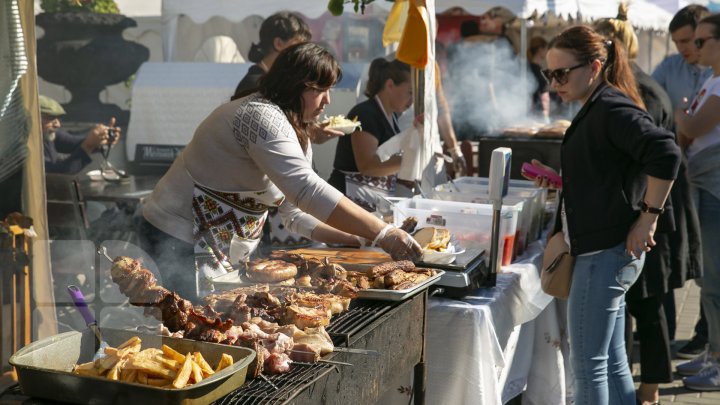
[652, 5, 712, 112]
[651, 4, 713, 364]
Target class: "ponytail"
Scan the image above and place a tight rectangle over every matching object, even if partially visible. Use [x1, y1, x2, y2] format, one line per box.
[602, 39, 645, 110]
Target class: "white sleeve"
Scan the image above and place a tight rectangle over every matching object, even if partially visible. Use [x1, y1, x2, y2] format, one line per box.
[277, 199, 321, 238]
[233, 99, 343, 222]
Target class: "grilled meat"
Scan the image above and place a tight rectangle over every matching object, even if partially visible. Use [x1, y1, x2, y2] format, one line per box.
[367, 260, 415, 278]
[289, 343, 321, 363]
[289, 291, 350, 315]
[284, 305, 332, 329]
[265, 353, 292, 374]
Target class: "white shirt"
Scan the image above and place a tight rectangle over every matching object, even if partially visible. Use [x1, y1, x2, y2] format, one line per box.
[686, 74, 720, 160]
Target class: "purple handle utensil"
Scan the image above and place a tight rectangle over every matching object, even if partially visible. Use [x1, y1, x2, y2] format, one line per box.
[67, 285, 96, 326]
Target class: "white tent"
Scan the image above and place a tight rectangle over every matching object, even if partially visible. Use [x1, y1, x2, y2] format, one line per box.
[435, 0, 673, 30]
[161, 0, 394, 61]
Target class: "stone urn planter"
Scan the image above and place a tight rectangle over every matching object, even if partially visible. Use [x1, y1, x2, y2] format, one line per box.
[35, 12, 149, 125]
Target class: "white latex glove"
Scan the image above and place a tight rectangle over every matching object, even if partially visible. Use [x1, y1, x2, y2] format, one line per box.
[374, 226, 423, 261]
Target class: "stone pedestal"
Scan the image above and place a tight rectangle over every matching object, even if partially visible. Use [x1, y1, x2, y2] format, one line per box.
[36, 12, 149, 125]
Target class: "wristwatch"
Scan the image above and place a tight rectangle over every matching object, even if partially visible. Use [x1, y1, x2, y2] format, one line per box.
[640, 201, 664, 215]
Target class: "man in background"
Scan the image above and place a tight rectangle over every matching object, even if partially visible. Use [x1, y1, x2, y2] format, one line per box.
[40, 95, 121, 174]
[652, 4, 712, 360]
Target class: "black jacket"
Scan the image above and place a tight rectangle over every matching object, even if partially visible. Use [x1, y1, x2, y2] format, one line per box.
[232, 64, 265, 99]
[627, 64, 702, 300]
[44, 130, 92, 174]
[554, 83, 681, 256]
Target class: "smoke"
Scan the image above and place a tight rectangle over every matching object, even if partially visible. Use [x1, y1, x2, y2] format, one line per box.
[445, 37, 538, 137]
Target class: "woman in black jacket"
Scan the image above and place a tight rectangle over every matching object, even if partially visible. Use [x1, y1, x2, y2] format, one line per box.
[594, 9, 703, 404]
[526, 26, 681, 405]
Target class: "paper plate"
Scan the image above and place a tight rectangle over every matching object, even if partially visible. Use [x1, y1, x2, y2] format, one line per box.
[422, 241, 466, 265]
[86, 169, 119, 181]
[328, 122, 361, 135]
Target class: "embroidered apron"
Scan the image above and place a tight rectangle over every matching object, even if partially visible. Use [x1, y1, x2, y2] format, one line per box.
[191, 182, 285, 285]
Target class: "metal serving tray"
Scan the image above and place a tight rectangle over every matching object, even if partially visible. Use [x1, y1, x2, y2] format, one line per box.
[356, 270, 445, 301]
[9, 328, 255, 405]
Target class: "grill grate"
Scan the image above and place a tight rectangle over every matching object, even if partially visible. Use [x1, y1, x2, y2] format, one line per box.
[326, 299, 397, 346]
[213, 362, 335, 405]
[215, 299, 397, 404]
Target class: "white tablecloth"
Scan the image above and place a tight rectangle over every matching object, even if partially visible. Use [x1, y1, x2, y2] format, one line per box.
[380, 240, 573, 405]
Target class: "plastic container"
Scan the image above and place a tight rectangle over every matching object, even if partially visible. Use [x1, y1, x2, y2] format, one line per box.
[445, 177, 548, 240]
[394, 198, 519, 266]
[430, 190, 530, 257]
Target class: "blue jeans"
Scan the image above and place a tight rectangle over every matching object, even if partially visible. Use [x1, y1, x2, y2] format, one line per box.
[692, 187, 720, 353]
[568, 242, 644, 405]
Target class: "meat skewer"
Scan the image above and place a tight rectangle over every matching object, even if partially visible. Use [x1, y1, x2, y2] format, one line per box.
[99, 247, 347, 378]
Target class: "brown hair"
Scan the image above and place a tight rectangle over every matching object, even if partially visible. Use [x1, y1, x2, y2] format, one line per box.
[364, 58, 411, 98]
[669, 4, 710, 33]
[257, 42, 342, 152]
[527, 36, 548, 60]
[699, 13, 720, 37]
[549, 25, 645, 110]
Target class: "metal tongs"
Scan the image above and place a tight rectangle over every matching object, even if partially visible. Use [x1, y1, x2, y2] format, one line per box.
[100, 128, 129, 182]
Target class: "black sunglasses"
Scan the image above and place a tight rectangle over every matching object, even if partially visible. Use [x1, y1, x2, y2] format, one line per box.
[694, 36, 718, 49]
[541, 62, 589, 85]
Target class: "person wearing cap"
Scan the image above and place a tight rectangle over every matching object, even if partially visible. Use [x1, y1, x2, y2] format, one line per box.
[40, 95, 121, 174]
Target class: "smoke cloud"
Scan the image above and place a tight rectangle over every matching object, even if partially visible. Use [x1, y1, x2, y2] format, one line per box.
[445, 37, 538, 138]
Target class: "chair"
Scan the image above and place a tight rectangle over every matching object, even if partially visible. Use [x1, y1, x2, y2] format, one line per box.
[45, 173, 89, 241]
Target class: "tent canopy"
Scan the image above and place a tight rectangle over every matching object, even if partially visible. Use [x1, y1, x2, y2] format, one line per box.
[435, 1, 673, 30]
[161, 0, 394, 60]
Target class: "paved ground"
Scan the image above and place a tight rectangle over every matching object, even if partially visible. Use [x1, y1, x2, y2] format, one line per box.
[635, 281, 720, 404]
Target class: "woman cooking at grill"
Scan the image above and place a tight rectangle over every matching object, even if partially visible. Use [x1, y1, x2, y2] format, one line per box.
[524, 26, 681, 404]
[140, 43, 423, 301]
[327, 58, 417, 211]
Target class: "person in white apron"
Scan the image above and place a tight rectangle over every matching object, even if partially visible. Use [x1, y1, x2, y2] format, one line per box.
[141, 43, 422, 301]
[328, 58, 417, 211]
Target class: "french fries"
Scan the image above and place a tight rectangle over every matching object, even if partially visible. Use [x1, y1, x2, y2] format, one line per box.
[71, 336, 236, 389]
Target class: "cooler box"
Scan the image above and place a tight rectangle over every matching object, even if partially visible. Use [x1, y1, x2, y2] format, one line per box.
[394, 198, 520, 266]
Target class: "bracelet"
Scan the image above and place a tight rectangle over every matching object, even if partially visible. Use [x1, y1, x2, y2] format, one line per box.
[371, 224, 393, 248]
[640, 201, 664, 215]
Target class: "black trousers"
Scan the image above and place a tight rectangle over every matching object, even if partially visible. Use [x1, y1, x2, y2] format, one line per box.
[626, 294, 673, 383]
[137, 216, 198, 303]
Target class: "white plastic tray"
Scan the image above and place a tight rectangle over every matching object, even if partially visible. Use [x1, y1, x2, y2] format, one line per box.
[357, 270, 445, 301]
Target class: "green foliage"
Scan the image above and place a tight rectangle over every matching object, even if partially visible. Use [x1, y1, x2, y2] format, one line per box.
[40, 0, 120, 14]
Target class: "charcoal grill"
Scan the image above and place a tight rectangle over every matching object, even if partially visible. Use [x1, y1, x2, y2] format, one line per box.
[1, 293, 429, 405]
[215, 291, 427, 405]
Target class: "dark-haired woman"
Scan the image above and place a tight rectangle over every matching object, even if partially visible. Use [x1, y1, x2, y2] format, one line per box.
[675, 13, 720, 392]
[328, 58, 414, 210]
[232, 12, 311, 97]
[524, 26, 681, 404]
[141, 43, 422, 301]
